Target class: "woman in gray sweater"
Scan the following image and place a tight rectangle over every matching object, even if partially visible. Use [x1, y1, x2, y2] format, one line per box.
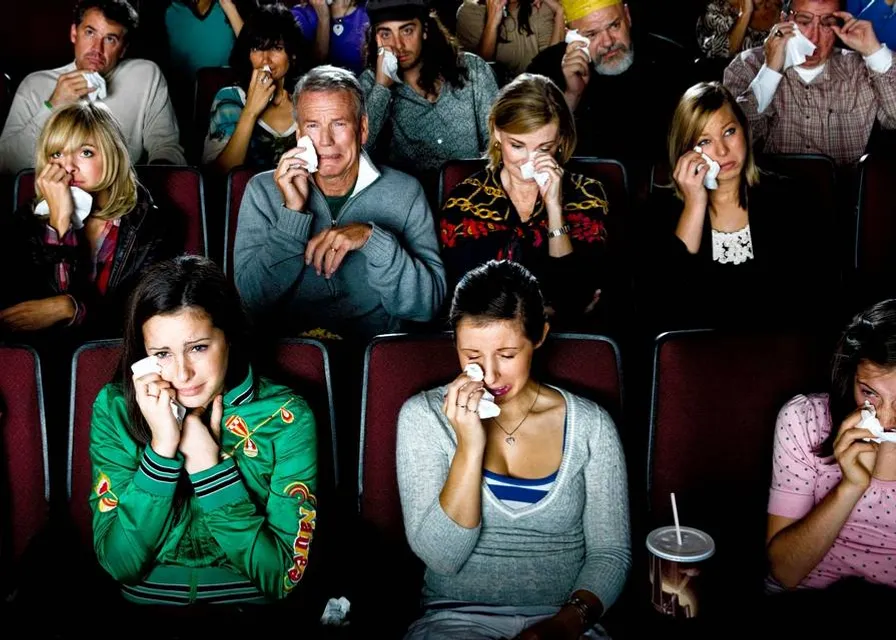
[396, 260, 631, 639]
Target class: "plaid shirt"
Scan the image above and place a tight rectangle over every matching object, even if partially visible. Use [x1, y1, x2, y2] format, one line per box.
[43, 224, 86, 326]
[724, 47, 896, 165]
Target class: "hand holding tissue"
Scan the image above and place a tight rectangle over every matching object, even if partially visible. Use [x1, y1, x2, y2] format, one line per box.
[131, 356, 187, 424]
[82, 72, 107, 102]
[463, 364, 501, 419]
[291, 135, 319, 173]
[378, 48, 402, 83]
[859, 401, 896, 444]
[34, 187, 93, 229]
[783, 24, 816, 70]
[520, 155, 550, 187]
[565, 29, 591, 60]
[693, 147, 720, 190]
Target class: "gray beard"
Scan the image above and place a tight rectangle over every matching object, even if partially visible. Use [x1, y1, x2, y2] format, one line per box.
[593, 45, 635, 76]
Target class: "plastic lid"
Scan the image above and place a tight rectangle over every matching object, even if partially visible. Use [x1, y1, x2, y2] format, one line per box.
[646, 526, 715, 563]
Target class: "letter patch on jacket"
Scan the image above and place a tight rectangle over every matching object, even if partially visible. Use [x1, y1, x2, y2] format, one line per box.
[283, 482, 317, 592]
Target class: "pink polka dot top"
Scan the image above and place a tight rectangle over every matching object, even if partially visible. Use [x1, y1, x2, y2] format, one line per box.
[768, 394, 896, 589]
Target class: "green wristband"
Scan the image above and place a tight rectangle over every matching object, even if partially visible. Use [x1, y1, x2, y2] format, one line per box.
[44, 100, 54, 111]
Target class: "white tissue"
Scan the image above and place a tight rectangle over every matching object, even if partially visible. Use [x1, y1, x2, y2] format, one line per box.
[693, 147, 720, 190]
[262, 64, 272, 74]
[378, 47, 402, 83]
[320, 596, 351, 626]
[130, 356, 187, 424]
[82, 72, 107, 102]
[860, 401, 896, 444]
[783, 23, 817, 70]
[463, 364, 501, 419]
[520, 158, 550, 187]
[34, 186, 93, 230]
[564, 29, 591, 60]
[290, 135, 319, 173]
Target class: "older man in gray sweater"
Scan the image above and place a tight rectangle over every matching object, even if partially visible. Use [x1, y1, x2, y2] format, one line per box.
[234, 65, 446, 341]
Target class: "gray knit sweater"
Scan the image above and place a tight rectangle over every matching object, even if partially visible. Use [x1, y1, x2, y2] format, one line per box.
[359, 52, 499, 173]
[396, 385, 631, 610]
[233, 153, 446, 340]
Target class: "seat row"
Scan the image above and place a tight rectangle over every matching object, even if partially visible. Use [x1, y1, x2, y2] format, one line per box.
[10, 151, 896, 293]
[1, 328, 836, 634]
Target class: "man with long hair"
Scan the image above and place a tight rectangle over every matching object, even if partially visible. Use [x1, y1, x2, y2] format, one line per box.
[359, 0, 499, 196]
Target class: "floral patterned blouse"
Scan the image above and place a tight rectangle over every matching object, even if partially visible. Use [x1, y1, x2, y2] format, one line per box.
[696, 0, 777, 59]
[439, 166, 610, 328]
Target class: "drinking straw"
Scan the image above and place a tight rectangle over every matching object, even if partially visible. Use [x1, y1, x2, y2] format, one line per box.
[671, 492, 682, 545]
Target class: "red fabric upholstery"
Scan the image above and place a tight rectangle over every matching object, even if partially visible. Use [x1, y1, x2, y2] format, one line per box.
[648, 330, 830, 600]
[225, 166, 263, 280]
[0, 346, 48, 563]
[856, 153, 896, 279]
[15, 166, 207, 256]
[69, 340, 122, 546]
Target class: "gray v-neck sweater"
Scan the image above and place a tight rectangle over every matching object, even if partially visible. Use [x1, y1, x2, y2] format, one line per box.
[396, 385, 631, 609]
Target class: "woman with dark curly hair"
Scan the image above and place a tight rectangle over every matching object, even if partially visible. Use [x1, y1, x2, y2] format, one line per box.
[203, 3, 309, 173]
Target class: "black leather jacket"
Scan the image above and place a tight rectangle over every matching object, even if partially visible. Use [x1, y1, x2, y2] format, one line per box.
[0, 183, 182, 337]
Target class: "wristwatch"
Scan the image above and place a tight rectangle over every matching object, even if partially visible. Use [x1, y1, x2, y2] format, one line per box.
[547, 224, 570, 238]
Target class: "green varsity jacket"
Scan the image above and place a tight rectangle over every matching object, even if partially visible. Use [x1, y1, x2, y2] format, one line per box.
[89, 366, 317, 604]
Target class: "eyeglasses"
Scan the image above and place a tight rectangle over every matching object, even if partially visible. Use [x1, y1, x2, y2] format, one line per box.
[789, 10, 845, 29]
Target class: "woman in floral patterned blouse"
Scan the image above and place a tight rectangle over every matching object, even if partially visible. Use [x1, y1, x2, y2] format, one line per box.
[439, 73, 611, 330]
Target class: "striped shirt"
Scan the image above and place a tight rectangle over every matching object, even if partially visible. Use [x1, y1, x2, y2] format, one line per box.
[484, 469, 558, 509]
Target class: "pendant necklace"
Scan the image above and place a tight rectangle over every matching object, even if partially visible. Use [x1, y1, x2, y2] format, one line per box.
[492, 383, 540, 445]
[333, 18, 344, 36]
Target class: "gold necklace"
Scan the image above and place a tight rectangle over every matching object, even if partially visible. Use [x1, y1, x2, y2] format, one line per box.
[491, 383, 540, 446]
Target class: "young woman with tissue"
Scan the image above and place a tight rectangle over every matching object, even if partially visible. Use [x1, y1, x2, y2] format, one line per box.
[89, 254, 319, 606]
[455, 0, 566, 76]
[203, 3, 308, 172]
[0, 101, 179, 337]
[396, 259, 630, 640]
[641, 80, 833, 332]
[764, 298, 896, 612]
[440, 73, 611, 330]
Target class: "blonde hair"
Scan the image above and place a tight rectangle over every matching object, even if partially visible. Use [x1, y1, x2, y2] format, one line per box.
[486, 74, 576, 170]
[35, 101, 137, 221]
[667, 82, 760, 207]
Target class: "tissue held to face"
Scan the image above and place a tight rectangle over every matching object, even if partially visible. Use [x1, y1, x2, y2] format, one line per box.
[692, 105, 747, 181]
[496, 121, 560, 183]
[71, 8, 128, 75]
[790, 0, 839, 67]
[375, 18, 425, 71]
[569, 2, 634, 76]
[142, 307, 230, 410]
[855, 360, 896, 432]
[455, 318, 538, 405]
[250, 43, 290, 81]
[49, 137, 105, 192]
[297, 90, 368, 181]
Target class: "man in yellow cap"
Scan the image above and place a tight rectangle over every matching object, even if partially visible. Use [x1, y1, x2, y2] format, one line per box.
[528, 0, 691, 196]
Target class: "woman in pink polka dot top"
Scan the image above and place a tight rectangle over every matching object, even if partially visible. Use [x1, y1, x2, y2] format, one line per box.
[767, 299, 896, 594]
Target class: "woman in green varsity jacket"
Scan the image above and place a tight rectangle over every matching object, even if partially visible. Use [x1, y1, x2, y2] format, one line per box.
[88, 255, 318, 605]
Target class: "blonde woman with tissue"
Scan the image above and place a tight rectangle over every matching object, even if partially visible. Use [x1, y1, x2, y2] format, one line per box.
[763, 299, 896, 620]
[90, 255, 319, 608]
[440, 73, 611, 330]
[0, 101, 179, 337]
[396, 259, 630, 640]
[203, 4, 308, 173]
[642, 80, 833, 331]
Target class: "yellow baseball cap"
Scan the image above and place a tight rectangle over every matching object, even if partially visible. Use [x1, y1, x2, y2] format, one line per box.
[561, 0, 622, 23]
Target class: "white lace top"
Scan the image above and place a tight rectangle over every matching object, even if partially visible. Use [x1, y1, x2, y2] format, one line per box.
[711, 224, 754, 265]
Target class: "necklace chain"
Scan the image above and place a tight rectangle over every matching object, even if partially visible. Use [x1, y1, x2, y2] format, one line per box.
[491, 383, 540, 445]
